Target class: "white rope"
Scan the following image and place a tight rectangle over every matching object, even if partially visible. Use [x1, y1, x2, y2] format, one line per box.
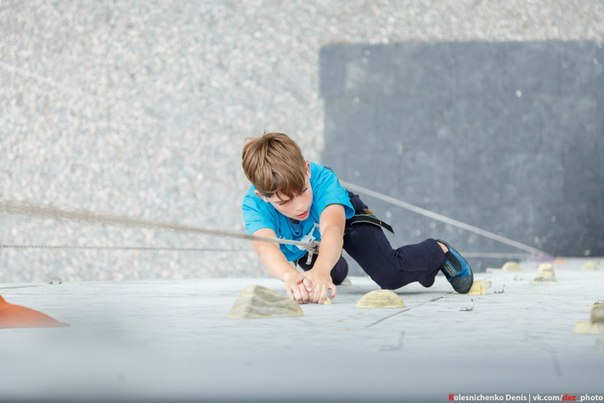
[341, 180, 546, 256]
[0, 244, 247, 252]
[1, 179, 547, 260]
[458, 252, 530, 259]
[0, 201, 315, 251]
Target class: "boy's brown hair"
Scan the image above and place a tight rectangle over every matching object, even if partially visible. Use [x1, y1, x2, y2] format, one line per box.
[241, 132, 307, 199]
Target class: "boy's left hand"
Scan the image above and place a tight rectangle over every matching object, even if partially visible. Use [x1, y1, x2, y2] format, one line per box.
[303, 268, 337, 304]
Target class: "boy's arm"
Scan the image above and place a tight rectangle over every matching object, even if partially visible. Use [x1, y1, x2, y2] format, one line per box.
[250, 228, 312, 304]
[304, 204, 346, 303]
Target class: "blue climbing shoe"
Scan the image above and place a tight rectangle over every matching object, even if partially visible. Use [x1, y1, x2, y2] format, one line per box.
[437, 240, 474, 294]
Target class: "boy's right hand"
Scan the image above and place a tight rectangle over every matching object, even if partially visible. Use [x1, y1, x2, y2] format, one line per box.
[283, 271, 312, 304]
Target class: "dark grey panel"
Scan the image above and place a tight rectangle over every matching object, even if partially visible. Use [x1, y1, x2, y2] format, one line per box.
[562, 143, 604, 203]
[505, 42, 562, 95]
[321, 41, 604, 267]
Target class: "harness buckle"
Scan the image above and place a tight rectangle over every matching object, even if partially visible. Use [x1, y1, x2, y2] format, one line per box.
[305, 240, 320, 265]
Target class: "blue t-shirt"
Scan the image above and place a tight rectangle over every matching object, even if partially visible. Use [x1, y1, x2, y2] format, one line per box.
[242, 162, 356, 262]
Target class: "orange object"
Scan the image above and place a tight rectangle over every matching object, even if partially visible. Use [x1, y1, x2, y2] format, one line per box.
[553, 258, 566, 264]
[0, 295, 68, 329]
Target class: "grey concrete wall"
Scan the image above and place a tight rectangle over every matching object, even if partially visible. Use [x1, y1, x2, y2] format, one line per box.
[1, 1, 603, 281]
[320, 41, 604, 272]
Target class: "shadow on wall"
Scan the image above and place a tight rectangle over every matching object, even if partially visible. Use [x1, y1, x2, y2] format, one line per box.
[319, 41, 604, 272]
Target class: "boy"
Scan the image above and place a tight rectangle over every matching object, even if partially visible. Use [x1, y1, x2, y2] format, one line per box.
[241, 132, 473, 304]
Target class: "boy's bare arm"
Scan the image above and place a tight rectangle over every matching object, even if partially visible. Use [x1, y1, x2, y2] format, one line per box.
[303, 204, 346, 303]
[314, 205, 346, 274]
[251, 228, 312, 303]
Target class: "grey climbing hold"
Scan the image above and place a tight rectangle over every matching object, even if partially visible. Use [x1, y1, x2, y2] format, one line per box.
[228, 285, 303, 319]
[460, 299, 475, 312]
[48, 277, 62, 285]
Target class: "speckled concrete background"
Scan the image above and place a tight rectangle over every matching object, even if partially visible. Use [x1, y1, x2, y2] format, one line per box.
[1, 1, 603, 282]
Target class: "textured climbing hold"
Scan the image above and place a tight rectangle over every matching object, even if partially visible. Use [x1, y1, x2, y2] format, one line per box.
[0, 295, 68, 329]
[48, 277, 62, 285]
[574, 301, 604, 334]
[340, 277, 352, 286]
[468, 280, 492, 295]
[228, 285, 303, 319]
[532, 263, 557, 284]
[591, 302, 604, 323]
[582, 261, 599, 271]
[502, 261, 522, 272]
[323, 297, 332, 305]
[356, 290, 405, 309]
[536, 263, 555, 275]
[460, 299, 475, 311]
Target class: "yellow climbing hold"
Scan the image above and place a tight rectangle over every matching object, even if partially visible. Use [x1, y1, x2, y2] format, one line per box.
[356, 290, 405, 309]
[582, 261, 599, 271]
[536, 263, 555, 275]
[468, 280, 492, 295]
[532, 263, 557, 284]
[502, 261, 522, 272]
[229, 285, 303, 319]
[574, 301, 604, 334]
[591, 302, 604, 323]
[340, 277, 352, 286]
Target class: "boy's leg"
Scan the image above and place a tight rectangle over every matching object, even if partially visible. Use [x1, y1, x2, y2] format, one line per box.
[344, 191, 446, 290]
[343, 222, 445, 289]
[296, 253, 349, 285]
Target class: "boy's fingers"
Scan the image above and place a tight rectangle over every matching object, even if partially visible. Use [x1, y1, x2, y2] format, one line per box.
[318, 284, 328, 304]
[299, 283, 310, 303]
[312, 285, 321, 304]
[302, 277, 313, 292]
[310, 284, 319, 303]
[292, 287, 303, 304]
[328, 284, 337, 300]
[314, 284, 325, 304]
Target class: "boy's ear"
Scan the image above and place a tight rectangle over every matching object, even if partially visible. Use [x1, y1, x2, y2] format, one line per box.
[254, 190, 270, 202]
[306, 161, 311, 178]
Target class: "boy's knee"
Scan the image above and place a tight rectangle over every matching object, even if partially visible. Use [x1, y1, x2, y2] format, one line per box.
[331, 258, 349, 285]
[373, 275, 401, 290]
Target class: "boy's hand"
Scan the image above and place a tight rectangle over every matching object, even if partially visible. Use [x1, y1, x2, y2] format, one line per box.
[303, 268, 336, 304]
[283, 271, 312, 304]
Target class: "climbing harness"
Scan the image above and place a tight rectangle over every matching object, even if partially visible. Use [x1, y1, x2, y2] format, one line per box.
[346, 209, 394, 234]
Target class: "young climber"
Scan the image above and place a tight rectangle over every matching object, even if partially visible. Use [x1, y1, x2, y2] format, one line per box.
[241, 132, 473, 304]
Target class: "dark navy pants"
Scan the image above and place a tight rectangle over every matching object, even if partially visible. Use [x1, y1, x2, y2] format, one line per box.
[296, 190, 447, 290]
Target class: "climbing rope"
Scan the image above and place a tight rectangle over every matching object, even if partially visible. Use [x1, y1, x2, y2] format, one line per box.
[0, 244, 246, 252]
[340, 180, 548, 257]
[0, 201, 319, 263]
[0, 178, 548, 262]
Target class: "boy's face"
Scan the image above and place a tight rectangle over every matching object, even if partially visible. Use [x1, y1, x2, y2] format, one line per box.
[254, 162, 314, 221]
